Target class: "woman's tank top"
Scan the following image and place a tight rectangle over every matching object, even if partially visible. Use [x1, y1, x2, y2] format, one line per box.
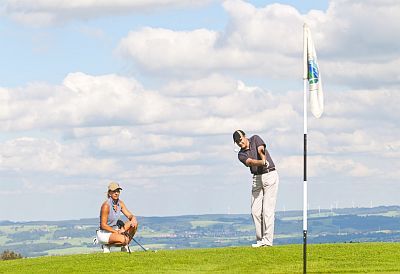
[100, 198, 121, 229]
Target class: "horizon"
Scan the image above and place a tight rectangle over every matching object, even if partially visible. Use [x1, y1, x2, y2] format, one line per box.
[2, 204, 399, 223]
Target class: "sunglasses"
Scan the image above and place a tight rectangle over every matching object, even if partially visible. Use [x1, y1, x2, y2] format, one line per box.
[111, 189, 121, 193]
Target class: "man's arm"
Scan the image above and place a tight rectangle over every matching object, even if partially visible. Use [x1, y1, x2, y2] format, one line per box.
[257, 145, 269, 167]
[244, 145, 268, 167]
[243, 145, 269, 167]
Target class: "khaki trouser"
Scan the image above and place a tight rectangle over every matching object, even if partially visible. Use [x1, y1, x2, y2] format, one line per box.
[251, 170, 279, 246]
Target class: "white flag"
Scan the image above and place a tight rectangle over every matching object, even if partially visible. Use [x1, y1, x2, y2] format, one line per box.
[304, 25, 324, 118]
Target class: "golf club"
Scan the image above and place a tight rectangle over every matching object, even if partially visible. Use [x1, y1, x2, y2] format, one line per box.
[132, 238, 148, 252]
[116, 219, 156, 253]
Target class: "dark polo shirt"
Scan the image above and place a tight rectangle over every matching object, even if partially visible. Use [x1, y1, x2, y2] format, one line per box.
[238, 135, 275, 175]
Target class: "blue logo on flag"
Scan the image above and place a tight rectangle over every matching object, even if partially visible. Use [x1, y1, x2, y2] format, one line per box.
[308, 60, 319, 85]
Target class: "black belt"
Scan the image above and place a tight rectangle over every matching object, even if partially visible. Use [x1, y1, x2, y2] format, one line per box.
[254, 167, 276, 175]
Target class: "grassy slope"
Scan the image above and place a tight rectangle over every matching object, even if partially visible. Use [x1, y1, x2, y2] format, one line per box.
[0, 243, 399, 273]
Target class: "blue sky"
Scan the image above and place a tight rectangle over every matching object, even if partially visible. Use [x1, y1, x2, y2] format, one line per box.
[1, 0, 329, 87]
[1, 0, 399, 221]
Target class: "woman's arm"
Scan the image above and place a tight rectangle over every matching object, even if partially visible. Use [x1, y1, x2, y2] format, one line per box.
[120, 200, 138, 227]
[100, 202, 119, 233]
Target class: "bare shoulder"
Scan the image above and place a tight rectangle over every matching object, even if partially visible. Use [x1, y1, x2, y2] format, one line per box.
[101, 200, 110, 210]
[119, 200, 126, 208]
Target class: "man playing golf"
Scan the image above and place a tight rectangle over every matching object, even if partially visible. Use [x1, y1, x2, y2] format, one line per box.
[233, 130, 279, 247]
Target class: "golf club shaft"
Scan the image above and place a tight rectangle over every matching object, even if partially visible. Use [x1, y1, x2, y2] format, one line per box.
[132, 238, 147, 251]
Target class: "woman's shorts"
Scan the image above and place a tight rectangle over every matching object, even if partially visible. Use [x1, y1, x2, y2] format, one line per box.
[96, 230, 112, 244]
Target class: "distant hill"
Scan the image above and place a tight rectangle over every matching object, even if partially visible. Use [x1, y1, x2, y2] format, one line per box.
[0, 206, 399, 257]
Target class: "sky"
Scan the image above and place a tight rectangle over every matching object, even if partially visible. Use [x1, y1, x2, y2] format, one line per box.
[0, 0, 399, 221]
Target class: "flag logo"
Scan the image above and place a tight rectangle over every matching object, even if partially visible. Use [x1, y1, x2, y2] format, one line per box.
[308, 60, 319, 85]
[304, 24, 324, 118]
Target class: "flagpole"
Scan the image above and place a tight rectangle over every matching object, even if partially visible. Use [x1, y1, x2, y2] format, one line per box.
[302, 23, 308, 274]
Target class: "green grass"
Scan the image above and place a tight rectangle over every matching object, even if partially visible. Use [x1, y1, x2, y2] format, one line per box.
[46, 247, 94, 256]
[0, 243, 399, 273]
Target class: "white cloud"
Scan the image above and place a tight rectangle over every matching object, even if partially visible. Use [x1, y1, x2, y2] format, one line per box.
[279, 154, 379, 178]
[116, 0, 400, 88]
[161, 74, 238, 97]
[0, 73, 299, 182]
[115, 1, 305, 77]
[96, 129, 194, 155]
[1, 69, 399, 187]
[1, 71, 399, 219]
[0, 73, 178, 130]
[0, 137, 117, 175]
[2, 0, 212, 27]
[117, 164, 208, 184]
[222, 1, 304, 54]
[0, 72, 292, 133]
[307, 0, 400, 87]
[309, 155, 378, 178]
[116, 25, 299, 78]
[139, 151, 203, 164]
[323, 58, 400, 88]
[117, 27, 232, 75]
[321, 0, 400, 58]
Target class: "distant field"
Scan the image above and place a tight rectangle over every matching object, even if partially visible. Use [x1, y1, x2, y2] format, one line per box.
[0, 242, 399, 273]
[360, 211, 400, 218]
[1, 206, 399, 257]
[190, 220, 227, 228]
[0, 225, 58, 234]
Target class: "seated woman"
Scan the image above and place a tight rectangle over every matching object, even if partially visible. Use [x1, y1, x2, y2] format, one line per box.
[96, 182, 138, 252]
